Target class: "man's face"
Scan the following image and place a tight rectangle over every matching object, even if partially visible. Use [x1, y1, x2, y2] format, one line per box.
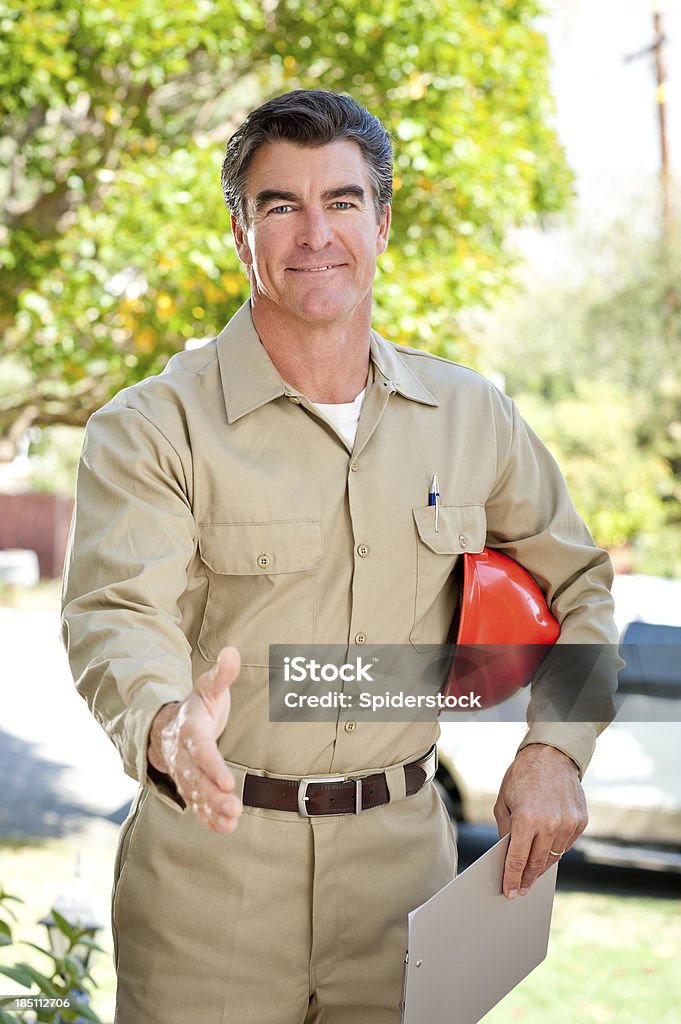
[232, 139, 391, 328]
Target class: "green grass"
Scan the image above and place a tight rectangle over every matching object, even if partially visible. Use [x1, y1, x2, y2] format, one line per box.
[484, 890, 681, 1023]
[0, 580, 63, 612]
[2, 833, 680, 1023]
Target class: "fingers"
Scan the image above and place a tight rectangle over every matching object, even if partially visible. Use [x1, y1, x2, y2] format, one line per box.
[544, 816, 587, 868]
[502, 812, 588, 899]
[185, 724, 236, 794]
[496, 744, 589, 899]
[502, 827, 535, 900]
[192, 785, 243, 835]
[157, 647, 245, 835]
[175, 752, 243, 834]
[173, 728, 240, 829]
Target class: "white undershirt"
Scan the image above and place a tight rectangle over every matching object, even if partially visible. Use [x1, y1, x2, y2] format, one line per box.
[310, 388, 367, 448]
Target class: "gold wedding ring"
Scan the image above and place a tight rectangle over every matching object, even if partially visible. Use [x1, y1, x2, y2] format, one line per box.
[549, 849, 565, 858]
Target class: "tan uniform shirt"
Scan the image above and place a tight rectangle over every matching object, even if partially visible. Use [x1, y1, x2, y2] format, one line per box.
[61, 301, 618, 808]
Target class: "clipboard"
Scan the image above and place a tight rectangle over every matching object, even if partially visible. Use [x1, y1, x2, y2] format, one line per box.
[400, 834, 558, 1024]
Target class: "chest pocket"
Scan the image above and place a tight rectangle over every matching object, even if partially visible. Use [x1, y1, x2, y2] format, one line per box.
[410, 505, 486, 651]
[197, 520, 323, 666]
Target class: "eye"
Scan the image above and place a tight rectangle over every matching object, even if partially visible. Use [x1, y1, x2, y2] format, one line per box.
[332, 201, 352, 210]
[270, 205, 293, 214]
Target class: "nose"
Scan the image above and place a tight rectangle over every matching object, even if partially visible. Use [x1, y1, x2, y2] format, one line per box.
[296, 209, 333, 251]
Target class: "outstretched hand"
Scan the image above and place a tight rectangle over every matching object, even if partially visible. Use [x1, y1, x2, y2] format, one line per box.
[494, 743, 588, 899]
[147, 646, 243, 834]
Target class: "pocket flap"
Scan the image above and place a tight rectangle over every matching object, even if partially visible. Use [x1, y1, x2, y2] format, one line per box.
[413, 505, 486, 555]
[198, 521, 323, 574]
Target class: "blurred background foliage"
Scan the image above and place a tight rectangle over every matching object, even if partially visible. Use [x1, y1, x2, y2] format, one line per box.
[0, 0, 678, 573]
[0, 0, 570, 439]
[470, 216, 681, 574]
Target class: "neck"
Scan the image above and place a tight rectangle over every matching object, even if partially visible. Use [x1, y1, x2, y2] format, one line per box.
[250, 295, 372, 403]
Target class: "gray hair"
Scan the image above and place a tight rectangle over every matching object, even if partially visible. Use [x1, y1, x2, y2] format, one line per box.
[221, 89, 393, 225]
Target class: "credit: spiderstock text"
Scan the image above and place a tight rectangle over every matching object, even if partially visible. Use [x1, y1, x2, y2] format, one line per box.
[283, 689, 482, 710]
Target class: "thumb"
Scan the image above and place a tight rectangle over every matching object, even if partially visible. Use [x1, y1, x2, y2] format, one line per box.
[198, 646, 241, 703]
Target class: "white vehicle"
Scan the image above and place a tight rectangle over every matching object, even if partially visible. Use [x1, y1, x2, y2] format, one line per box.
[436, 575, 681, 873]
[437, 720, 681, 872]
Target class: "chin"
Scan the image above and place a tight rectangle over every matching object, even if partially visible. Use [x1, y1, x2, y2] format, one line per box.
[293, 297, 352, 324]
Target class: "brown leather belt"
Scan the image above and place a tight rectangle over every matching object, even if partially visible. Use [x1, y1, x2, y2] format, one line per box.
[242, 746, 437, 817]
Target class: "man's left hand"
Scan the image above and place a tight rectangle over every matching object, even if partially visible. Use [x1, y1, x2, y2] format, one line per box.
[493, 743, 588, 900]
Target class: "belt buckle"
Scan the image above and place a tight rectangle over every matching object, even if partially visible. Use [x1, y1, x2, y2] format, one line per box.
[297, 774, 346, 817]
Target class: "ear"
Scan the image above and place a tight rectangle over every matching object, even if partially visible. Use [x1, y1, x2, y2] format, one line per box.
[231, 214, 253, 266]
[376, 203, 391, 257]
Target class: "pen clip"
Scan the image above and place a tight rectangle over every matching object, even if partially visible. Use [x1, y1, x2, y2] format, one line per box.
[429, 473, 440, 533]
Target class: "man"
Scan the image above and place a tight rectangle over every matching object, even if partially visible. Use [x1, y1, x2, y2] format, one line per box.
[62, 90, 617, 1024]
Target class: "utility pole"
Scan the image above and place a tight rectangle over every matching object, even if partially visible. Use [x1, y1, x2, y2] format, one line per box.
[653, 12, 671, 238]
[625, 11, 672, 239]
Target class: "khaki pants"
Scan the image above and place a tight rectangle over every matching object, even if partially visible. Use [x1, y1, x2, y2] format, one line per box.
[112, 762, 457, 1024]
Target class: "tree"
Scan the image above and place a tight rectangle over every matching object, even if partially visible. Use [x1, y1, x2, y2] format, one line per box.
[470, 213, 681, 575]
[0, 0, 572, 456]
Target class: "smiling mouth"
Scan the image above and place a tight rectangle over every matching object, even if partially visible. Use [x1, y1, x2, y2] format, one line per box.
[288, 265, 342, 273]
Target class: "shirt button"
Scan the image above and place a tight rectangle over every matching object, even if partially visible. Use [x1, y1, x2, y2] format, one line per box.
[357, 544, 369, 558]
[344, 721, 357, 733]
[354, 632, 366, 645]
[350, 461, 359, 472]
[257, 553, 271, 568]
[459, 535, 467, 549]
[288, 396, 301, 405]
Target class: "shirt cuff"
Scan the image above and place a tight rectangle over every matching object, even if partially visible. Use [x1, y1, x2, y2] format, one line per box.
[125, 682, 190, 812]
[517, 722, 602, 779]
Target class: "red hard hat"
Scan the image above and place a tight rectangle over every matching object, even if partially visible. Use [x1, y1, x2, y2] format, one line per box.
[442, 548, 560, 711]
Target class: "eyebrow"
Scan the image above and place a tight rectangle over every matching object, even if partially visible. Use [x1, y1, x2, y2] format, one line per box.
[254, 184, 367, 211]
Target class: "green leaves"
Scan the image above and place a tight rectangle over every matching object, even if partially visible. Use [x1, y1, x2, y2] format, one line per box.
[0, 888, 21, 949]
[59, 999, 103, 1024]
[0, 921, 12, 948]
[0, 0, 572, 449]
[0, 963, 35, 988]
[474, 216, 681, 570]
[7, 965, 60, 999]
[47, 910, 74, 944]
[0, 885, 104, 1023]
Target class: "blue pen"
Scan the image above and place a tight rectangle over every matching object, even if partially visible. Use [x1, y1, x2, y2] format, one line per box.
[428, 473, 440, 533]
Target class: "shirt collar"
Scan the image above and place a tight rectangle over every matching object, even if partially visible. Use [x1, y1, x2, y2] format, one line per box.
[216, 301, 288, 423]
[369, 329, 439, 407]
[217, 300, 439, 423]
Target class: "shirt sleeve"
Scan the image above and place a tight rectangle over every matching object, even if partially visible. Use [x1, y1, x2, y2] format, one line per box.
[61, 399, 196, 811]
[485, 395, 621, 777]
